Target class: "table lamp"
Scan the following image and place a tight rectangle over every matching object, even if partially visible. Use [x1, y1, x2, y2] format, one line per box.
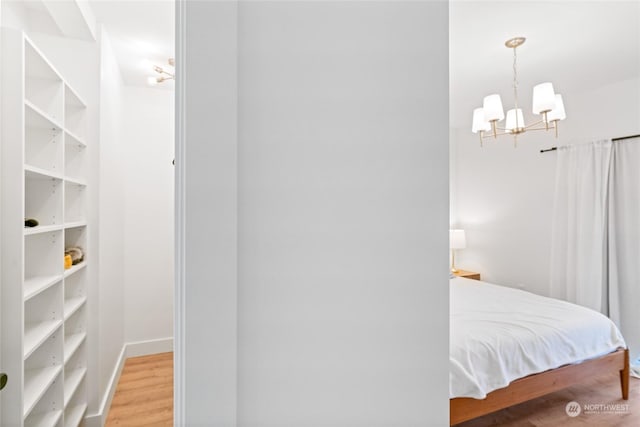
[450, 229, 466, 273]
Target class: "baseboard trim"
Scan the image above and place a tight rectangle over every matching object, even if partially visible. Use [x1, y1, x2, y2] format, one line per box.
[84, 345, 126, 427]
[83, 337, 174, 427]
[126, 336, 174, 358]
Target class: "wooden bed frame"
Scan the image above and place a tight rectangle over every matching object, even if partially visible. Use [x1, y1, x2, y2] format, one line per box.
[450, 348, 629, 425]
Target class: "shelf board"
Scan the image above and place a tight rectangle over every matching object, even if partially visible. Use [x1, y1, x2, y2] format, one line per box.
[25, 36, 63, 81]
[24, 320, 62, 360]
[64, 332, 86, 362]
[64, 129, 86, 148]
[64, 176, 87, 187]
[24, 409, 63, 427]
[25, 164, 63, 181]
[65, 84, 87, 109]
[23, 365, 62, 419]
[24, 224, 64, 236]
[64, 368, 87, 407]
[25, 100, 63, 131]
[64, 221, 87, 230]
[64, 297, 86, 321]
[24, 275, 62, 301]
[64, 262, 87, 279]
[64, 403, 87, 427]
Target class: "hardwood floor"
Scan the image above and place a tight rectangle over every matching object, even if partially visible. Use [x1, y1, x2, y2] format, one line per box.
[104, 352, 637, 426]
[105, 352, 173, 426]
[456, 374, 640, 427]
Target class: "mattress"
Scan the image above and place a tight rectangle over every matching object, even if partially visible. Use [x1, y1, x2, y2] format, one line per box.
[450, 277, 626, 399]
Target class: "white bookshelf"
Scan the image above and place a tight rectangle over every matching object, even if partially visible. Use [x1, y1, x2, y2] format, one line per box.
[24, 410, 63, 427]
[63, 333, 86, 362]
[1, 30, 89, 427]
[24, 276, 62, 301]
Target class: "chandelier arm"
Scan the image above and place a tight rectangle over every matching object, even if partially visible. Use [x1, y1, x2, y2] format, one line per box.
[522, 119, 547, 129]
[481, 131, 514, 139]
[524, 126, 556, 132]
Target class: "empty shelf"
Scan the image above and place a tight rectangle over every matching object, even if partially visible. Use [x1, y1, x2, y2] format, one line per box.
[24, 276, 62, 301]
[64, 403, 87, 427]
[63, 297, 86, 321]
[23, 365, 62, 418]
[64, 333, 86, 362]
[24, 409, 63, 427]
[24, 320, 62, 359]
[63, 368, 86, 407]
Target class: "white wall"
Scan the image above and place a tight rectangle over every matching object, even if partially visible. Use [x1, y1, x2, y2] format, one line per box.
[181, 1, 449, 425]
[122, 86, 174, 344]
[453, 76, 640, 296]
[96, 26, 126, 417]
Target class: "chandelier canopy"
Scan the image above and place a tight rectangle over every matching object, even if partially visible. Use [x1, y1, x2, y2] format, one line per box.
[471, 37, 566, 146]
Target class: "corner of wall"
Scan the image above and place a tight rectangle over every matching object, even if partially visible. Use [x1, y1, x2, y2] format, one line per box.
[84, 345, 126, 427]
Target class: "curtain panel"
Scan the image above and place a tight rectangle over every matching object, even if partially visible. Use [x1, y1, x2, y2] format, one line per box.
[550, 137, 640, 376]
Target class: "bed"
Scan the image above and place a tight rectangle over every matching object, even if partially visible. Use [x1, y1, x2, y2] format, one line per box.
[450, 276, 629, 425]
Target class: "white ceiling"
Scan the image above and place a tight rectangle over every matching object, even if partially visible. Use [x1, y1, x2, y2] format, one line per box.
[450, 0, 640, 128]
[90, 0, 175, 90]
[39, 1, 638, 102]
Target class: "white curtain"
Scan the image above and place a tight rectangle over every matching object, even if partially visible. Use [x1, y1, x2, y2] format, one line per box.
[550, 137, 640, 376]
[550, 140, 612, 312]
[608, 138, 640, 376]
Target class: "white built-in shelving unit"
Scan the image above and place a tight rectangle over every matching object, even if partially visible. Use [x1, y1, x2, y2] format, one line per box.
[1, 30, 89, 427]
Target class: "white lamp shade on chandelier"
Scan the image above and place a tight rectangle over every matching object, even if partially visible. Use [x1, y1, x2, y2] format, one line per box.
[546, 94, 566, 122]
[471, 37, 567, 144]
[483, 94, 505, 122]
[532, 82, 556, 114]
[505, 108, 525, 132]
[472, 108, 491, 133]
[450, 229, 467, 250]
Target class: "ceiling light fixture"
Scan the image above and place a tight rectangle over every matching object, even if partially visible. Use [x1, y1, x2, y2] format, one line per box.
[146, 58, 175, 85]
[471, 37, 566, 147]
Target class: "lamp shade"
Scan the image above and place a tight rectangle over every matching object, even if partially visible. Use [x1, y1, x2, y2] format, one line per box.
[483, 94, 505, 122]
[472, 108, 491, 133]
[532, 82, 556, 114]
[546, 94, 566, 122]
[450, 229, 466, 250]
[505, 108, 525, 132]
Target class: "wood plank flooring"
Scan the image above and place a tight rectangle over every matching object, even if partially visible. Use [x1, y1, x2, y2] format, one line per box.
[456, 374, 640, 427]
[104, 352, 637, 426]
[105, 352, 173, 426]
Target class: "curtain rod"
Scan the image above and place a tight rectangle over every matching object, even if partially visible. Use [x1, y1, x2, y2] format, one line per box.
[540, 134, 640, 153]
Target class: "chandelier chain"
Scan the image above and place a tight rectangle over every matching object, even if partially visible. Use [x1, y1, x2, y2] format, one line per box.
[513, 47, 519, 114]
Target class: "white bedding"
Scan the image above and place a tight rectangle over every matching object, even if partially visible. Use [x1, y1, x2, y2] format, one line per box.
[450, 277, 626, 399]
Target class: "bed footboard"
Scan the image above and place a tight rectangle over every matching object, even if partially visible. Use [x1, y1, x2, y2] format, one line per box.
[450, 348, 629, 426]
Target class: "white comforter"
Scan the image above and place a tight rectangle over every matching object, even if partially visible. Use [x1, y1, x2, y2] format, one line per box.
[450, 277, 626, 399]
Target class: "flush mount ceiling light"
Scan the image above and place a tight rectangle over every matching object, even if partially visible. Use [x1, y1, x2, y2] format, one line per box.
[147, 58, 175, 86]
[471, 37, 566, 147]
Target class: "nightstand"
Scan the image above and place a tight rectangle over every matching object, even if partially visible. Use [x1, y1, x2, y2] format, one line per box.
[453, 270, 481, 280]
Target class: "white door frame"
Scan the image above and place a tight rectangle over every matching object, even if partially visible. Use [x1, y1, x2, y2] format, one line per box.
[174, 0, 186, 425]
[174, 1, 240, 425]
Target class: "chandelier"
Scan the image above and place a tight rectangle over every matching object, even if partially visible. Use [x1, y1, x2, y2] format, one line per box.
[471, 37, 566, 146]
[147, 58, 175, 85]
